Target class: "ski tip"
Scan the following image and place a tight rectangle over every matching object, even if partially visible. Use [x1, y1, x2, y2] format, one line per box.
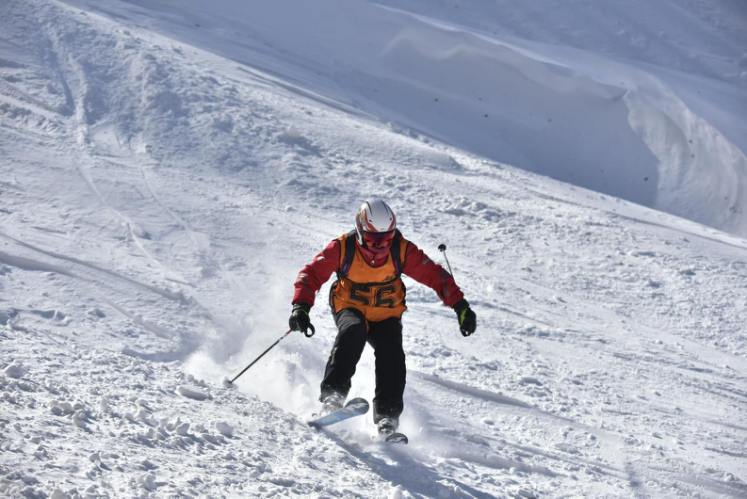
[344, 397, 370, 413]
[384, 432, 408, 444]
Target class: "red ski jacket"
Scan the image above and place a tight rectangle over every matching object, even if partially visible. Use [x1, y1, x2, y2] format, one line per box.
[293, 232, 464, 318]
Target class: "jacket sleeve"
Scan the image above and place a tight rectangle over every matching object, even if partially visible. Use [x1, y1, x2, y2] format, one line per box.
[292, 239, 342, 307]
[401, 240, 464, 307]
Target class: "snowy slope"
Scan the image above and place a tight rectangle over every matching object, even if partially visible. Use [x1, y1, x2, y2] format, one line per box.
[48, 0, 747, 237]
[1, 0, 746, 498]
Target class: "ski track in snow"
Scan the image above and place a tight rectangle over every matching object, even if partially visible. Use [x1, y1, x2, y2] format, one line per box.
[1, 0, 746, 497]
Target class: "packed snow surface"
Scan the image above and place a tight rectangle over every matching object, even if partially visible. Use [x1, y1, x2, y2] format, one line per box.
[1, 0, 746, 498]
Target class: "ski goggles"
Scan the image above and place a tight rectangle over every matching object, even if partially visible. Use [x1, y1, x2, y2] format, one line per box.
[363, 230, 395, 249]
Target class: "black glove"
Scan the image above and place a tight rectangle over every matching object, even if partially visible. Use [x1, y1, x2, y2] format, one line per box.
[453, 299, 476, 337]
[289, 303, 311, 334]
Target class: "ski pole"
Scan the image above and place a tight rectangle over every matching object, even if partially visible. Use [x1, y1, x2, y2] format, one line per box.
[438, 244, 455, 278]
[228, 323, 315, 384]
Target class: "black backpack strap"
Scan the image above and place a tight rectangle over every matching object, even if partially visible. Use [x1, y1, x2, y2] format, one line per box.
[391, 229, 403, 277]
[339, 230, 357, 278]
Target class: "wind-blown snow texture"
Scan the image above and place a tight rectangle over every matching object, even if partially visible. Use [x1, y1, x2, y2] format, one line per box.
[1, 0, 746, 497]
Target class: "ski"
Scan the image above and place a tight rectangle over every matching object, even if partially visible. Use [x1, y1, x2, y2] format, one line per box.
[384, 432, 408, 444]
[307, 398, 407, 444]
[307, 397, 369, 428]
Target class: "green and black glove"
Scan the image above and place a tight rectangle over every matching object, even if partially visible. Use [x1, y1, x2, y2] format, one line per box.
[453, 299, 477, 337]
[289, 303, 311, 334]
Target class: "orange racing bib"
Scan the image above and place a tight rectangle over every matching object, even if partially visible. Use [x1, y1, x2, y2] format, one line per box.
[329, 232, 408, 322]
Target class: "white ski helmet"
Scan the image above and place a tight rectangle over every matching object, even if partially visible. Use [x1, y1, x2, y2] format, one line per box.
[354, 199, 396, 246]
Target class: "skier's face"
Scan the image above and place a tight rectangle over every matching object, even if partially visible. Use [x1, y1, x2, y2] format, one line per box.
[363, 231, 394, 255]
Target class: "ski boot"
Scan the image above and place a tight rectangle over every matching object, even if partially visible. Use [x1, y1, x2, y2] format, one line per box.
[320, 393, 345, 416]
[377, 417, 399, 436]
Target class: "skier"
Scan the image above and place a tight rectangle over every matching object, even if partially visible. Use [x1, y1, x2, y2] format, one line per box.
[289, 199, 477, 436]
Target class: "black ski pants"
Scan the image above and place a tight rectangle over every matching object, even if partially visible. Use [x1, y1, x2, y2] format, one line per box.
[320, 308, 406, 423]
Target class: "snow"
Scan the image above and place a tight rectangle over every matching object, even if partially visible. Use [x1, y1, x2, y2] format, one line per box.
[176, 385, 209, 402]
[3, 362, 28, 379]
[1, 0, 746, 497]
